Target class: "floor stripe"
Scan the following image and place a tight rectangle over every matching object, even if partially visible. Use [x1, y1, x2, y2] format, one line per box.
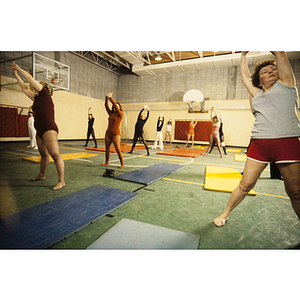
[163, 178, 289, 199]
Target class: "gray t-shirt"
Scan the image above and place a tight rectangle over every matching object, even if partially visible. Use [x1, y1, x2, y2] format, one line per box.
[251, 81, 300, 139]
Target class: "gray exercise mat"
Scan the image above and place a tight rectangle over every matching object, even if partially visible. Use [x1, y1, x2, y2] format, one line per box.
[87, 219, 200, 249]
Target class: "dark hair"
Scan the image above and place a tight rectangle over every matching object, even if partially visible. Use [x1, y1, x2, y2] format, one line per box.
[251, 59, 276, 88]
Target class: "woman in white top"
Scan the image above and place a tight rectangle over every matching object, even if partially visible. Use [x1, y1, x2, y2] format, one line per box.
[164, 118, 173, 146]
[27, 111, 38, 149]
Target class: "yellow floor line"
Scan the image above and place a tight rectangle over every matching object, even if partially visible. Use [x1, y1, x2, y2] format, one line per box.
[163, 178, 289, 199]
[163, 178, 204, 186]
[22, 152, 98, 163]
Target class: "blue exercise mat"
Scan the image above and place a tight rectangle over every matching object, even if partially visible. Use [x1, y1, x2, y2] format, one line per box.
[0, 185, 138, 249]
[115, 163, 185, 185]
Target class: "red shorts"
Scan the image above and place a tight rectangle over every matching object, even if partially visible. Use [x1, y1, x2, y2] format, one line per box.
[247, 137, 300, 164]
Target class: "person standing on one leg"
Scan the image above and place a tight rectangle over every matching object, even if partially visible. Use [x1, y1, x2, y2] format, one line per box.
[214, 51, 300, 227]
[11, 62, 65, 191]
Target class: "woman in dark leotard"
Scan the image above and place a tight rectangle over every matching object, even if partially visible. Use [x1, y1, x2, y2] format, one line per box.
[129, 106, 150, 155]
[11, 61, 65, 191]
[101, 92, 124, 169]
[83, 107, 97, 148]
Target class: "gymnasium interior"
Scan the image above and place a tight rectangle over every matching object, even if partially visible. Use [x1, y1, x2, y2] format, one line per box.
[1, 49, 300, 298]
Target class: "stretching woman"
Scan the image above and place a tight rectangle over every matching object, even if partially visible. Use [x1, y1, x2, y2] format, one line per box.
[152, 114, 164, 150]
[83, 107, 97, 148]
[164, 118, 173, 146]
[204, 107, 227, 158]
[204, 107, 223, 157]
[129, 106, 150, 155]
[185, 119, 198, 147]
[214, 51, 300, 227]
[101, 92, 124, 169]
[11, 62, 65, 190]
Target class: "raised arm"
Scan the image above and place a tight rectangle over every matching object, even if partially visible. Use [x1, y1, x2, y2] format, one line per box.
[271, 51, 295, 87]
[105, 92, 113, 114]
[241, 52, 260, 97]
[88, 107, 94, 117]
[144, 105, 149, 122]
[11, 62, 43, 101]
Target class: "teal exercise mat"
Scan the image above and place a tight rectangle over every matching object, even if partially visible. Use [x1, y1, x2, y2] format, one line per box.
[87, 218, 200, 249]
[114, 163, 185, 185]
[0, 185, 138, 249]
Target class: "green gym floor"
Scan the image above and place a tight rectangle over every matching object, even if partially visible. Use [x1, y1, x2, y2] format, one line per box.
[1, 140, 299, 250]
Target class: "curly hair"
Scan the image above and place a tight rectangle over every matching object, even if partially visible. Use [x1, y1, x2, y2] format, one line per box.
[39, 81, 54, 96]
[251, 59, 277, 88]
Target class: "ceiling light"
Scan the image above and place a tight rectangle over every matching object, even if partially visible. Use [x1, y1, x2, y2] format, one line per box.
[155, 52, 162, 61]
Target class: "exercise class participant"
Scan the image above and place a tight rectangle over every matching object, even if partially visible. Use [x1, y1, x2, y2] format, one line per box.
[209, 109, 227, 155]
[152, 114, 164, 150]
[185, 118, 198, 147]
[11, 62, 65, 191]
[101, 92, 124, 169]
[83, 107, 97, 148]
[164, 118, 173, 146]
[27, 110, 38, 149]
[204, 107, 223, 158]
[214, 51, 300, 227]
[129, 105, 150, 155]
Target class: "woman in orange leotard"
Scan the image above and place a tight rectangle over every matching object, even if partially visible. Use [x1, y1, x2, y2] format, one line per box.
[185, 118, 198, 147]
[101, 92, 124, 169]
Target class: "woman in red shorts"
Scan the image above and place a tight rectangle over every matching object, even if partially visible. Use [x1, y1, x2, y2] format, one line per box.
[101, 92, 124, 169]
[214, 52, 300, 226]
[11, 62, 65, 190]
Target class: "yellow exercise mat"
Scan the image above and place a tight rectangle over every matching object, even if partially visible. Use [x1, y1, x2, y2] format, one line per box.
[234, 154, 247, 162]
[226, 148, 242, 153]
[204, 166, 256, 195]
[22, 152, 98, 163]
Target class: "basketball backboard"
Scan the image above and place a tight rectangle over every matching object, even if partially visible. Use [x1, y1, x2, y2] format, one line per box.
[33, 52, 70, 90]
[183, 89, 204, 103]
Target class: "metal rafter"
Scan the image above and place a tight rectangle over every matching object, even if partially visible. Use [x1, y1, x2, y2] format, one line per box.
[70, 51, 127, 75]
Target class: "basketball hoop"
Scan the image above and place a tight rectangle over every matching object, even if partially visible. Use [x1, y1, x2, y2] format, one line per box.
[87, 92, 94, 103]
[51, 78, 65, 85]
[183, 89, 204, 113]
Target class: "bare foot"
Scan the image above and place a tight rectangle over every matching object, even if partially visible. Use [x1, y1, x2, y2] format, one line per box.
[28, 175, 46, 181]
[120, 164, 125, 169]
[101, 162, 109, 166]
[213, 214, 229, 227]
[53, 181, 66, 191]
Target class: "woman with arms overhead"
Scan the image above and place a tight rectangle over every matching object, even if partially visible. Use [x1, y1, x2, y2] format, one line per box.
[214, 51, 300, 226]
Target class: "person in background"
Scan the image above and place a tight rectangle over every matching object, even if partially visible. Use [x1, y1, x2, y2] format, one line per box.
[11, 61, 65, 191]
[27, 110, 38, 149]
[152, 114, 164, 150]
[208, 108, 227, 156]
[83, 107, 97, 148]
[129, 106, 150, 155]
[185, 118, 198, 147]
[203, 107, 223, 158]
[164, 118, 173, 146]
[214, 51, 300, 227]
